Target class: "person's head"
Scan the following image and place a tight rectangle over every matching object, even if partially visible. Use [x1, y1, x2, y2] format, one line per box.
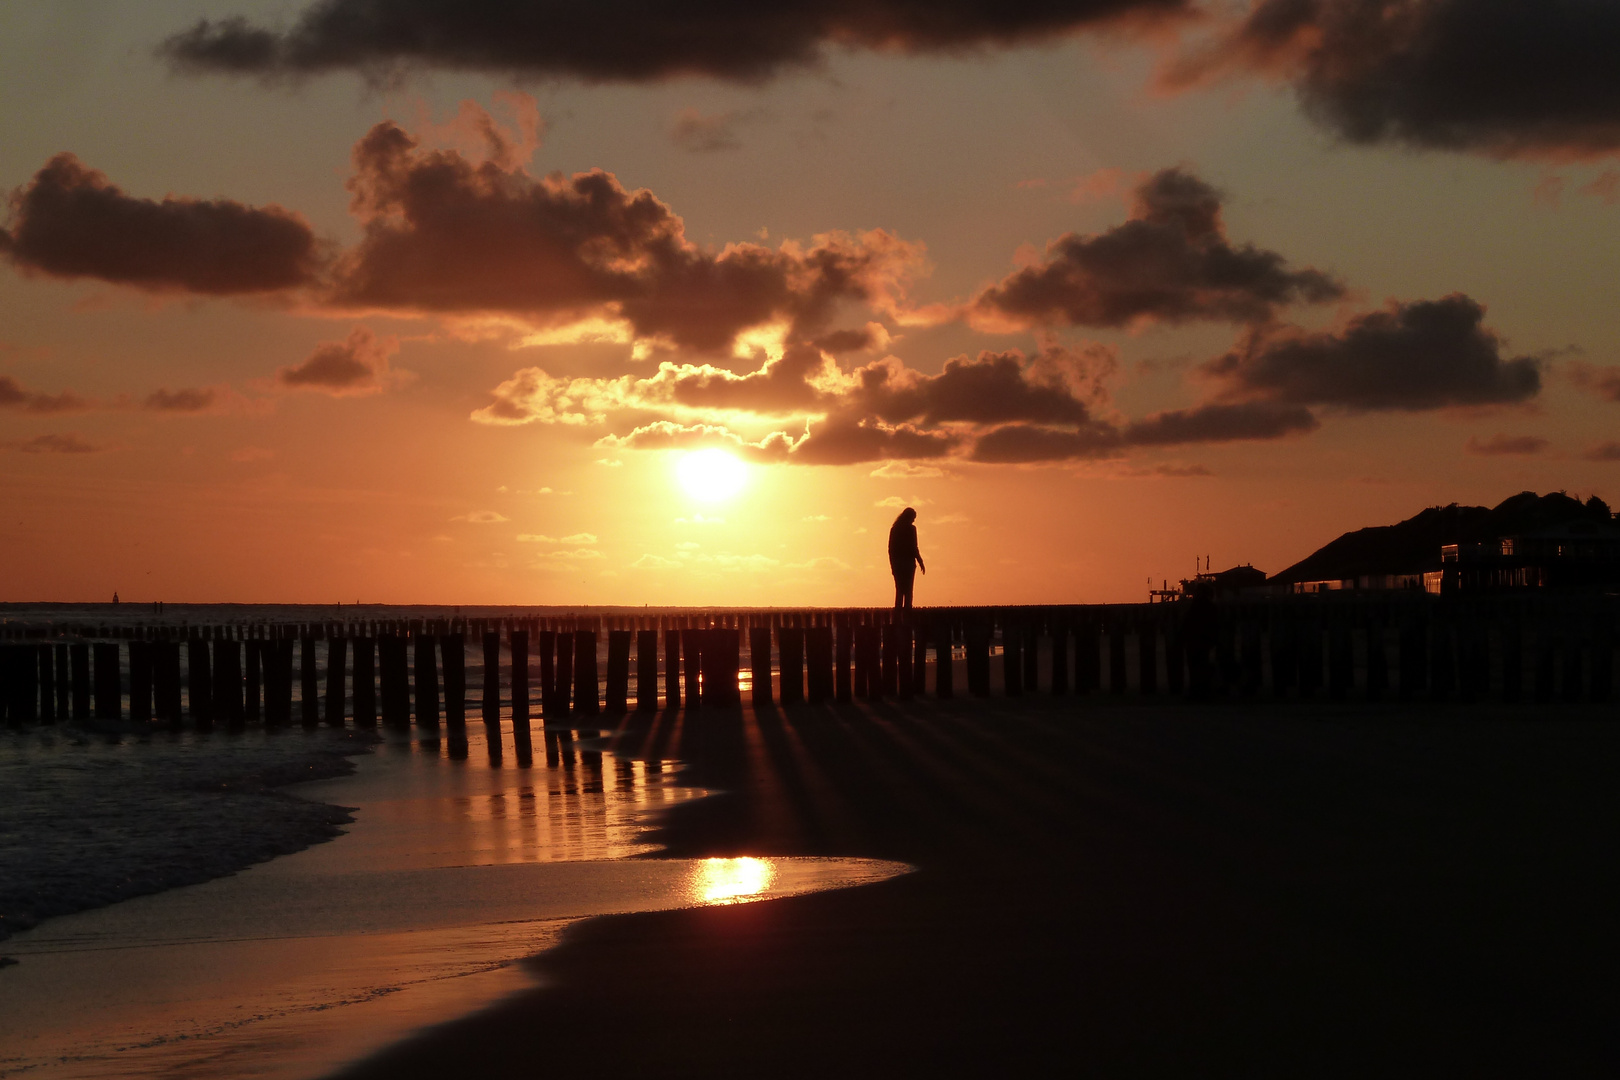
[894, 506, 917, 526]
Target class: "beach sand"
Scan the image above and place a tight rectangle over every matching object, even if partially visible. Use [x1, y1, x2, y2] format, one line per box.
[331, 698, 1620, 1078]
[0, 727, 905, 1078]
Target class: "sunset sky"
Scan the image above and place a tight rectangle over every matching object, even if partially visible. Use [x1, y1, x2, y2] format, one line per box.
[4, 1, 1619, 606]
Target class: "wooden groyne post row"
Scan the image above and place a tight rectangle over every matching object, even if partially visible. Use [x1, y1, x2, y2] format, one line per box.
[2, 597, 1618, 749]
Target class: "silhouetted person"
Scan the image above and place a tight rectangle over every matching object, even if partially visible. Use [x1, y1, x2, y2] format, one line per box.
[888, 507, 926, 609]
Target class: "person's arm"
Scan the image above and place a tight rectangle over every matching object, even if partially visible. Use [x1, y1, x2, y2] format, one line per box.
[916, 550, 925, 574]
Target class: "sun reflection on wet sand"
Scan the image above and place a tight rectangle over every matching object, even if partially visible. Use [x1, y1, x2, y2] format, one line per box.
[690, 857, 776, 904]
[0, 726, 909, 1080]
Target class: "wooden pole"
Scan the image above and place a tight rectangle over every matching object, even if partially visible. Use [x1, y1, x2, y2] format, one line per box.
[93, 641, 122, 720]
[71, 642, 90, 720]
[1590, 614, 1612, 704]
[749, 627, 773, 707]
[1238, 620, 1261, 696]
[1075, 620, 1099, 695]
[481, 631, 500, 723]
[212, 639, 242, 725]
[271, 639, 297, 724]
[778, 627, 804, 704]
[510, 628, 533, 759]
[807, 626, 834, 704]
[664, 627, 682, 709]
[606, 630, 631, 713]
[1050, 621, 1069, 695]
[933, 621, 954, 699]
[353, 637, 377, 727]
[538, 630, 558, 720]
[38, 645, 56, 723]
[1500, 618, 1523, 703]
[325, 637, 348, 725]
[1297, 620, 1323, 699]
[681, 627, 701, 710]
[834, 619, 853, 702]
[554, 631, 574, 717]
[129, 641, 153, 723]
[53, 642, 68, 720]
[1157, 615, 1181, 698]
[1022, 623, 1038, 695]
[442, 633, 466, 733]
[245, 639, 262, 723]
[188, 637, 212, 728]
[1002, 622, 1023, 697]
[879, 623, 900, 697]
[157, 641, 183, 723]
[896, 623, 914, 700]
[1364, 618, 1387, 702]
[379, 635, 409, 727]
[1268, 615, 1296, 698]
[1433, 617, 1460, 702]
[1399, 615, 1428, 701]
[1107, 619, 1127, 695]
[1560, 621, 1583, 704]
[965, 620, 990, 698]
[1328, 618, 1353, 700]
[1138, 619, 1158, 696]
[0, 647, 13, 727]
[414, 634, 440, 728]
[637, 629, 660, 712]
[575, 629, 600, 715]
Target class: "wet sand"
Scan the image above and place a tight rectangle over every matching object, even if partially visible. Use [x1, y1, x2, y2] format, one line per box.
[0, 727, 905, 1078]
[333, 698, 1620, 1078]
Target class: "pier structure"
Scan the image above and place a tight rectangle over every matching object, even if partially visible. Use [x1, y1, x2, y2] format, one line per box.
[2, 596, 1617, 746]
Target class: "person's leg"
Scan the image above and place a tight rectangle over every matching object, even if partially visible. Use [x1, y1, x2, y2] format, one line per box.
[899, 568, 915, 609]
[893, 572, 905, 609]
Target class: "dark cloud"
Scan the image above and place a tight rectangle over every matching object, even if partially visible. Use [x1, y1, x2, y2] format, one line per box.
[1174, 0, 1620, 158]
[812, 326, 882, 354]
[277, 327, 400, 395]
[0, 375, 90, 414]
[2, 432, 100, 454]
[1567, 360, 1620, 402]
[1203, 295, 1542, 411]
[161, 1, 1189, 82]
[972, 169, 1343, 330]
[969, 422, 1123, 463]
[781, 412, 962, 465]
[599, 413, 959, 466]
[0, 154, 322, 294]
[1585, 442, 1620, 462]
[670, 109, 754, 153]
[968, 400, 1314, 462]
[849, 344, 1111, 426]
[144, 387, 218, 412]
[1466, 434, 1549, 456]
[334, 121, 915, 353]
[502, 338, 1321, 464]
[1122, 401, 1319, 445]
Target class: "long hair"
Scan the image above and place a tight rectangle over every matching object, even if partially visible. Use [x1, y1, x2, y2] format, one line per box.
[892, 506, 917, 527]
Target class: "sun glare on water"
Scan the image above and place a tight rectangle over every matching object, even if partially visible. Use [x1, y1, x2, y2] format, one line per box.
[690, 857, 777, 904]
[677, 448, 748, 502]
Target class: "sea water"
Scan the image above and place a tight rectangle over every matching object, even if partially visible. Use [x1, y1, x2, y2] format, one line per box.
[0, 723, 908, 1078]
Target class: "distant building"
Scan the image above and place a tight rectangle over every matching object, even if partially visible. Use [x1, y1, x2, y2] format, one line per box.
[1153, 564, 1268, 602]
[1438, 519, 1620, 593]
[1265, 492, 1620, 598]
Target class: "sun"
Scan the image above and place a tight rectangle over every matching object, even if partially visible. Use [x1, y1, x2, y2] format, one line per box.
[677, 448, 748, 502]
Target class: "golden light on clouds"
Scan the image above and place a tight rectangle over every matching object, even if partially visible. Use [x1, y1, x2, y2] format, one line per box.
[676, 448, 749, 503]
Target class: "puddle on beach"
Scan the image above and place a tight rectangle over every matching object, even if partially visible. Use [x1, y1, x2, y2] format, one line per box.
[0, 725, 909, 1079]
